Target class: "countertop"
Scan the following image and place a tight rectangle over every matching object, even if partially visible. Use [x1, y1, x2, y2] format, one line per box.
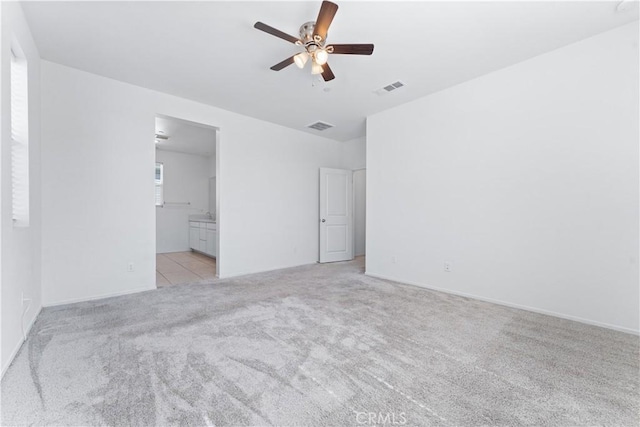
[189, 215, 216, 224]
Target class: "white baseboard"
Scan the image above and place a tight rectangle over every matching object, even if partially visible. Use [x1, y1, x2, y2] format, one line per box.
[1, 305, 43, 380]
[24, 305, 42, 337]
[365, 272, 639, 336]
[43, 285, 157, 308]
[219, 261, 317, 280]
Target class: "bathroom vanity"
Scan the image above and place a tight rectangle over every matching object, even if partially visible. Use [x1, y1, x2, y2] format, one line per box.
[189, 218, 217, 258]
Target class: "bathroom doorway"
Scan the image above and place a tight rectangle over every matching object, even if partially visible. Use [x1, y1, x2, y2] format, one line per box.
[154, 115, 218, 287]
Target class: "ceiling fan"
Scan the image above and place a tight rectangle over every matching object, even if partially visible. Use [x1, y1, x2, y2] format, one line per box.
[254, 1, 374, 82]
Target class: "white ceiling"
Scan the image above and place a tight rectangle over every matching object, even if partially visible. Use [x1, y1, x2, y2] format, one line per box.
[22, 1, 638, 141]
[155, 115, 217, 156]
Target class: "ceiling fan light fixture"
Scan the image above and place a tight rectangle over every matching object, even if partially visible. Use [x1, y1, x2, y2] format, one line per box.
[294, 52, 309, 68]
[315, 48, 329, 65]
[254, 1, 374, 82]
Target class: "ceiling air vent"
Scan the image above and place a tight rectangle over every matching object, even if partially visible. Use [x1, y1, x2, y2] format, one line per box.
[375, 80, 406, 96]
[384, 80, 405, 92]
[307, 121, 334, 131]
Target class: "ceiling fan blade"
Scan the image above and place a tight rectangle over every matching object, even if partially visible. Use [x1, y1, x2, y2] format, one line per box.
[254, 21, 300, 44]
[313, 1, 339, 41]
[270, 55, 296, 71]
[329, 44, 374, 55]
[321, 63, 335, 82]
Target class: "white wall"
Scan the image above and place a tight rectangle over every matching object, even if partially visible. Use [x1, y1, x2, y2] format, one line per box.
[1, 2, 42, 376]
[209, 149, 216, 177]
[367, 22, 639, 333]
[354, 169, 366, 257]
[41, 60, 346, 304]
[156, 150, 211, 253]
[341, 136, 366, 170]
[208, 151, 216, 217]
[220, 126, 347, 276]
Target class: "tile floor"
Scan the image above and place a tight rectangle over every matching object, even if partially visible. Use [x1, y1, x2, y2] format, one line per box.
[156, 251, 217, 287]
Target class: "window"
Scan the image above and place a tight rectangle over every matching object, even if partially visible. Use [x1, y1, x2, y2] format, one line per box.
[155, 162, 164, 206]
[11, 45, 29, 227]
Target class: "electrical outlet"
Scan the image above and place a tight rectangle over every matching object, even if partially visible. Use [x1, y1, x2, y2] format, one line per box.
[444, 262, 452, 273]
[127, 262, 135, 272]
[391, 256, 397, 264]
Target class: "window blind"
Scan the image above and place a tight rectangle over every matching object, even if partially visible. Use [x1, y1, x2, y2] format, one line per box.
[11, 50, 29, 227]
[155, 163, 164, 206]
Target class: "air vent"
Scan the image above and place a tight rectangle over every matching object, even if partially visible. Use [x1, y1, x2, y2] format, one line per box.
[375, 80, 406, 96]
[383, 80, 405, 92]
[307, 121, 334, 131]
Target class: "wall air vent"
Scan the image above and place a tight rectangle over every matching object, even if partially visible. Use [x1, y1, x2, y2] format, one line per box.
[375, 80, 406, 96]
[307, 121, 334, 131]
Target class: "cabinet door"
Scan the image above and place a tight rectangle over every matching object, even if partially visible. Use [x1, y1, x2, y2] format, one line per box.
[206, 230, 215, 256]
[189, 226, 199, 250]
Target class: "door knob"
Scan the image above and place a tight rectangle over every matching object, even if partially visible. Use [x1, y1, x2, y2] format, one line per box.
[321, 219, 326, 222]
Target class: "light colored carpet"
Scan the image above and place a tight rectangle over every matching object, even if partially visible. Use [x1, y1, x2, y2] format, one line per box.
[1, 258, 638, 426]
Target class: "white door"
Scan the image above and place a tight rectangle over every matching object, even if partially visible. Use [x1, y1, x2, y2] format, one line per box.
[319, 168, 354, 263]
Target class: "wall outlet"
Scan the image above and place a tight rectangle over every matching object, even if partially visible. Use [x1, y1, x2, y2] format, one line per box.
[127, 262, 135, 272]
[444, 262, 452, 272]
[391, 256, 397, 264]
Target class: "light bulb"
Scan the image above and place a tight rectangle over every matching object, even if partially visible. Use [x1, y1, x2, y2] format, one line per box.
[294, 52, 309, 69]
[315, 49, 329, 65]
[311, 62, 324, 75]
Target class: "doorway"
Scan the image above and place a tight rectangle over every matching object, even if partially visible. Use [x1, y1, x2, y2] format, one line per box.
[154, 115, 218, 287]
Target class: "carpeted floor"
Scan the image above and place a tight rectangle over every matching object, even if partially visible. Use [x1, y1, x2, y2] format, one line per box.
[1, 258, 638, 426]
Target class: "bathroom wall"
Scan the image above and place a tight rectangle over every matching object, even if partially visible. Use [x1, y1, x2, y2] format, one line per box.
[156, 150, 211, 253]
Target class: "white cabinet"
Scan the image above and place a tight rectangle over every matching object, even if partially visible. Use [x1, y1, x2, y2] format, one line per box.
[189, 224, 199, 250]
[189, 221, 217, 258]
